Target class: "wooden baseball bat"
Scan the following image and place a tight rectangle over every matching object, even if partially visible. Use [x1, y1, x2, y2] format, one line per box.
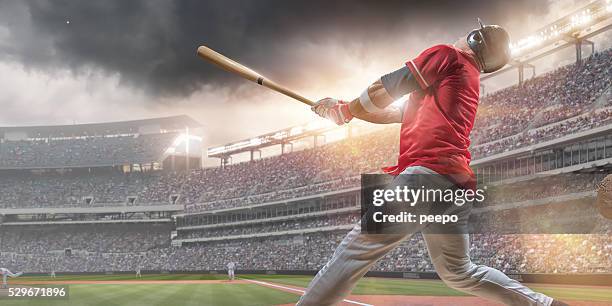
[196, 46, 315, 106]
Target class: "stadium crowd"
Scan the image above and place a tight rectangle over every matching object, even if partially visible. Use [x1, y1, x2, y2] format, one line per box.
[482, 172, 603, 206]
[0, 131, 395, 209]
[2, 153, 602, 212]
[470, 198, 604, 235]
[0, 133, 177, 169]
[0, 228, 609, 274]
[0, 224, 171, 254]
[178, 214, 359, 239]
[471, 48, 611, 146]
[471, 107, 611, 158]
[0, 139, 607, 211]
[0, 170, 186, 208]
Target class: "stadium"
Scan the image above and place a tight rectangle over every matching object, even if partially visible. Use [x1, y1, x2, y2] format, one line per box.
[0, 1, 611, 306]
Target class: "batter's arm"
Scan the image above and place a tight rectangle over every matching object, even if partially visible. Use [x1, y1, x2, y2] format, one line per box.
[347, 66, 419, 124]
[348, 80, 403, 124]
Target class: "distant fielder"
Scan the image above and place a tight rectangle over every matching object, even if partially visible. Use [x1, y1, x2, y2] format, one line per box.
[300, 19, 567, 306]
[136, 267, 142, 278]
[50, 270, 56, 279]
[226, 261, 236, 281]
[1, 268, 23, 289]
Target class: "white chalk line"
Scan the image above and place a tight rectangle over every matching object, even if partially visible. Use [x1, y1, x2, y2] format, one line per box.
[241, 278, 374, 306]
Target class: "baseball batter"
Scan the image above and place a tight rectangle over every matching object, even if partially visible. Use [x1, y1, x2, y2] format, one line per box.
[226, 261, 236, 281]
[299, 20, 567, 306]
[0, 268, 23, 289]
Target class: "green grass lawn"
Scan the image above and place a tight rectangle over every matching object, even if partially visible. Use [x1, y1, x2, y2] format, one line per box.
[531, 285, 612, 302]
[241, 274, 468, 296]
[17, 273, 230, 282]
[242, 274, 612, 302]
[3, 274, 611, 305]
[1, 283, 299, 306]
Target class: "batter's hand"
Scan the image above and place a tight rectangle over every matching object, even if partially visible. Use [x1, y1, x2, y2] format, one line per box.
[312, 98, 353, 125]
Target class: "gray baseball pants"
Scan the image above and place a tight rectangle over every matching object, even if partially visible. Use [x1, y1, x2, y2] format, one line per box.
[297, 166, 553, 306]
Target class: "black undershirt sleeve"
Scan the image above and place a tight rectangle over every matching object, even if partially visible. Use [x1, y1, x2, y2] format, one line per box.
[380, 66, 420, 100]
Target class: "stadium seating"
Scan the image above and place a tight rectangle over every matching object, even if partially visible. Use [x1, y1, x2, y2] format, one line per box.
[0, 133, 178, 169]
[0, 228, 609, 274]
[471, 48, 611, 147]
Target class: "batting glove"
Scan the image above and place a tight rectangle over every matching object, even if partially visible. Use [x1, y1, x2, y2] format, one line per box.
[312, 98, 353, 125]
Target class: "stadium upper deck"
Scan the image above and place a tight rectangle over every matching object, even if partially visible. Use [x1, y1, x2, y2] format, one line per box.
[0, 115, 201, 169]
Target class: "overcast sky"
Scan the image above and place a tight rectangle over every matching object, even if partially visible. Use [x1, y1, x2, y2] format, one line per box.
[0, 0, 605, 148]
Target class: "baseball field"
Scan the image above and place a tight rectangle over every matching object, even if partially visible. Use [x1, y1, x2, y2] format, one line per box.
[1, 273, 611, 306]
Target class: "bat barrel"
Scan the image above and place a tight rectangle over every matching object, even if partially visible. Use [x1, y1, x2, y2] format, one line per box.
[197, 46, 262, 83]
[197, 45, 315, 107]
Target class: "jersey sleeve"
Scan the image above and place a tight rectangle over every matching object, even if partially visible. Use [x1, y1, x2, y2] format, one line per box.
[380, 66, 420, 100]
[405, 45, 458, 90]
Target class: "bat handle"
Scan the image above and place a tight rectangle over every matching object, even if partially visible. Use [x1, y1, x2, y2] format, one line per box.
[260, 79, 315, 106]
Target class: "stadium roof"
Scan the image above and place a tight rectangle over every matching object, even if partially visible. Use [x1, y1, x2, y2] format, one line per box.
[0, 115, 201, 138]
[482, 0, 612, 82]
[207, 121, 338, 158]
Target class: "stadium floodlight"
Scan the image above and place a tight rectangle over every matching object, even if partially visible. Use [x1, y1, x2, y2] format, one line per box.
[207, 146, 226, 155]
[168, 133, 203, 155]
[249, 138, 262, 146]
[225, 140, 251, 152]
[272, 131, 287, 140]
[290, 126, 304, 136]
[510, 35, 544, 55]
[506, 0, 612, 57]
[571, 9, 593, 28]
[508, 0, 610, 57]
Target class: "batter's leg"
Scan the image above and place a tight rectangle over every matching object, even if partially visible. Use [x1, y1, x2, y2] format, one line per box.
[298, 167, 448, 306]
[423, 234, 553, 306]
[297, 223, 415, 306]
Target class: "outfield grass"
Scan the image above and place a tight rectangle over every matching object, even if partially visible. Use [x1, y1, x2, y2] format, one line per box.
[241, 274, 469, 296]
[242, 274, 612, 302]
[17, 273, 228, 282]
[1, 283, 299, 306]
[3, 274, 611, 305]
[531, 285, 612, 302]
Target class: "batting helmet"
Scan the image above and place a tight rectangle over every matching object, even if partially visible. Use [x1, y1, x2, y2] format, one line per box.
[467, 18, 511, 73]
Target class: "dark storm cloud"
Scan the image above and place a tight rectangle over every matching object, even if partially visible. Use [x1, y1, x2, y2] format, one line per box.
[0, 0, 549, 98]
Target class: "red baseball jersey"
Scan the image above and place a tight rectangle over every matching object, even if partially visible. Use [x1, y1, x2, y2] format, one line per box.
[383, 44, 480, 189]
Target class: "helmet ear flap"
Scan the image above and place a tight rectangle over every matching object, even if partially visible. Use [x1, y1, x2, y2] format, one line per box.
[467, 29, 486, 71]
[468, 31, 484, 45]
